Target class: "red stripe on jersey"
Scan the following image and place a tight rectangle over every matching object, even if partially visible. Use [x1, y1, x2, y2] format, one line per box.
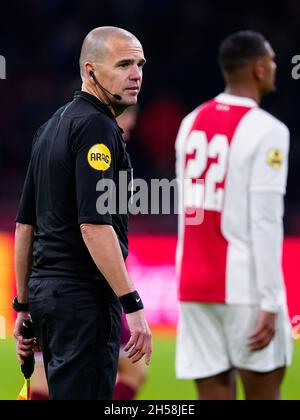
[179, 99, 252, 303]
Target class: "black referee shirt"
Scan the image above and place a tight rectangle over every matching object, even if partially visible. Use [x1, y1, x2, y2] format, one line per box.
[16, 91, 132, 282]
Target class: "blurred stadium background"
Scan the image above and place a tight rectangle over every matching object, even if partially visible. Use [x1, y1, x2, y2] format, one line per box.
[0, 0, 300, 399]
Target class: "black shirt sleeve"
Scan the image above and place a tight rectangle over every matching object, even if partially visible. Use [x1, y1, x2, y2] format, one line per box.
[16, 159, 36, 225]
[71, 114, 119, 225]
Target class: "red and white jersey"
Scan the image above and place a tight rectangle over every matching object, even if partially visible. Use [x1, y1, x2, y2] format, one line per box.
[176, 93, 289, 305]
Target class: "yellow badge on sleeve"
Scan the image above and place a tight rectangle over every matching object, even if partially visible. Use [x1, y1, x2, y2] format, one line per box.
[267, 148, 283, 169]
[87, 144, 111, 171]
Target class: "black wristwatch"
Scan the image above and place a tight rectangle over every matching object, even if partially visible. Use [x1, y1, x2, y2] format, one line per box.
[12, 297, 30, 312]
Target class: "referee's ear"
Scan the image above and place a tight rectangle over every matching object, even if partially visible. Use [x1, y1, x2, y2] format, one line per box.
[82, 63, 94, 83]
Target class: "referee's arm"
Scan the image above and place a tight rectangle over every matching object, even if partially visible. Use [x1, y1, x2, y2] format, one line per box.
[15, 161, 36, 312]
[81, 224, 134, 296]
[81, 223, 152, 365]
[14, 154, 37, 361]
[14, 223, 36, 363]
[15, 223, 34, 305]
[15, 155, 36, 305]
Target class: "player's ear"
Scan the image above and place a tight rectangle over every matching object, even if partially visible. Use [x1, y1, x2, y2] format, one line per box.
[253, 59, 264, 81]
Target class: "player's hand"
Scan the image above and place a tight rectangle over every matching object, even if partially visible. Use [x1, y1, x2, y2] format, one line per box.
[248, 311, 276, 352]
[14, 312, 36, 364]
[124, 310, 152, 365]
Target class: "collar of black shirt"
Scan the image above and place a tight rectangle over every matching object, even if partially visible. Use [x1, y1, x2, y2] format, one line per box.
[73, 90, 124, 134]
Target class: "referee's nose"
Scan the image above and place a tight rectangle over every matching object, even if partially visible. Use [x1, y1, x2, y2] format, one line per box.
[129, 64, 142, 82]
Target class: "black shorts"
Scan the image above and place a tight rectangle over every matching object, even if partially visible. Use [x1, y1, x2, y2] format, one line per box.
[28, 277, 121, 400]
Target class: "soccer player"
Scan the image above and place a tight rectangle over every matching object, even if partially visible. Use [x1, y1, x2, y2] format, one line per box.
[175, 31, 293, 400]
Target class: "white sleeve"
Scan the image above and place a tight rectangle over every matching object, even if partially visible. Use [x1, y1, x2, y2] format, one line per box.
[175, 110, 198, 275]
[250, 191, 286, 313]
[249, 122, 289, 194]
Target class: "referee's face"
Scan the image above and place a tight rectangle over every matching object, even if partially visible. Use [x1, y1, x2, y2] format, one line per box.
[96, 36, 146, 107]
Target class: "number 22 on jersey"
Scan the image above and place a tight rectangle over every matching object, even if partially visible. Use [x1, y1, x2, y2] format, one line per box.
[184, 130, 229, 212]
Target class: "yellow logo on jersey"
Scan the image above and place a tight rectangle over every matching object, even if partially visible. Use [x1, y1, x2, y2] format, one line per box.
[267, 148, 283, 169]
[87, 144, 111, 171]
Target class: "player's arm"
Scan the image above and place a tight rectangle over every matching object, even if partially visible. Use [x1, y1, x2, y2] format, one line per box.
[248, 192, 285, 351]
[175, 110, 199, 274]
[248, 122, 290, 351]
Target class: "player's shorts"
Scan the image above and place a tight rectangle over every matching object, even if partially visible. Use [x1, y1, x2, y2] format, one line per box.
[176, 303, 293, 379]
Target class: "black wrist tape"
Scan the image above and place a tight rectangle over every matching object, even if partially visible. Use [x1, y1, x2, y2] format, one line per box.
[119, 291, 144, 314]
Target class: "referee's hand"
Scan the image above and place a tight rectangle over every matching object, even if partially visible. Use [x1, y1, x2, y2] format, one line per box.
[124, 310, 152, 365]
[14, 312, 36, 365]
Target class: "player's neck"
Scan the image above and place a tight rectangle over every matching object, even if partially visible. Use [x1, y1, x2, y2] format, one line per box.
[224, 85, 261, 105]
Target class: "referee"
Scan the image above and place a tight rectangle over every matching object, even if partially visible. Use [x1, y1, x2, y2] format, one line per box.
[13, 26, 152, 400]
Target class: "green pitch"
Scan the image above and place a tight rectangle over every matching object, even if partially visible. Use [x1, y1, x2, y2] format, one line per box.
[1, 336, 299, 400]
[138, 336, 300, 400]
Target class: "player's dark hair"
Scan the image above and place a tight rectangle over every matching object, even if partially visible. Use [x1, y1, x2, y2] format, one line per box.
[218, 31, 268, 73]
